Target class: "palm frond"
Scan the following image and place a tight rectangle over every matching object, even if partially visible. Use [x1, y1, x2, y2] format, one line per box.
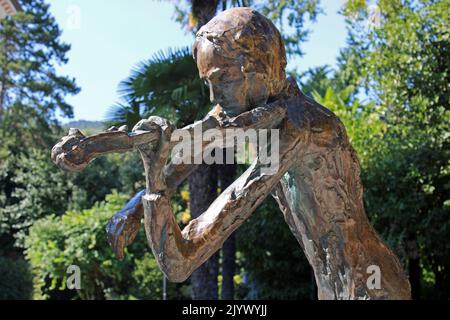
[109, 46, 209, 127]
[105, 102, 143, 129]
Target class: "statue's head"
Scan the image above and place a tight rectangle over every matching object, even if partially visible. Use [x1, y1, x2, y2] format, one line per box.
[193, 7, 287, 116]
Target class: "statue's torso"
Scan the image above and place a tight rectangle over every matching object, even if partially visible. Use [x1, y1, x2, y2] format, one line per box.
[271, 94, 411, 299]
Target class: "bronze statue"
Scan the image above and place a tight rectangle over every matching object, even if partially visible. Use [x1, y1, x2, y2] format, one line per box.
[52, 8, 411, 299]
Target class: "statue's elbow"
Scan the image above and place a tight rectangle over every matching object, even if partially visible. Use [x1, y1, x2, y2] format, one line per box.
[164, 269, 190, 283]
[159, 260, 192, 283]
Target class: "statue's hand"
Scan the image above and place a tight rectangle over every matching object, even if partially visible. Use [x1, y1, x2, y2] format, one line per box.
[51, 128, 88, 171]
[106, 190, 145, 260]
[106, 117, 173, 259]
[51, 126, 136, 172]
[133, 116, 174, 191]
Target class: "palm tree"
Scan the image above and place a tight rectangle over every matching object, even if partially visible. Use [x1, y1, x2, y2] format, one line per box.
[106, 47, 209, 129]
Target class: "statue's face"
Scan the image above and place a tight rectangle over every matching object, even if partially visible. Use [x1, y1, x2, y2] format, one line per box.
[195, 39, 270, 116]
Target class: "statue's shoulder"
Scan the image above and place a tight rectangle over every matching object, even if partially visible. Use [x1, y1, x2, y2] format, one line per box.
[280, 78, 339, 130]
[284, 92, 348, 148]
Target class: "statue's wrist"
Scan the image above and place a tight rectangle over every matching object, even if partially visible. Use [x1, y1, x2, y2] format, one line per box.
[147, 182, 166, 194]
[147, 175, 167, 193]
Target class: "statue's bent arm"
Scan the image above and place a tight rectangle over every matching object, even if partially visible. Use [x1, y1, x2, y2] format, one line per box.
[141, 120, 301, 282]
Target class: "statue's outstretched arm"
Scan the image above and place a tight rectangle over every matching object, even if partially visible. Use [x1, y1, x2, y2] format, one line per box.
[51, 100, 288, 259]
[52, 101, 286, 174]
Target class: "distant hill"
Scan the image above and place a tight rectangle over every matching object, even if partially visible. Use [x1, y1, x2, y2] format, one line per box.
[62, 120, 106, 135]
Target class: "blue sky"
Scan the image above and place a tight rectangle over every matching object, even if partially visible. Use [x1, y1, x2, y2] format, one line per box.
[48, 0, 348, 122]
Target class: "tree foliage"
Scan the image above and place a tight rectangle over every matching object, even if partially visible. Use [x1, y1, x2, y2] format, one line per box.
[0, 0, 82, 255]
[173, 0, 322, 57]
[25, 192, 180, 300]
[107, 47, 210, 129]
[0, 140, 140, 254]
[0, 0, 79, 147]
[337, 0, 450, 299]
[0, 0, 142, 256]
[0, 256, 33, 299]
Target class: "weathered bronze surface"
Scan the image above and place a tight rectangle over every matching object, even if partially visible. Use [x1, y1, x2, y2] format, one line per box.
[51, 7, 411, 299]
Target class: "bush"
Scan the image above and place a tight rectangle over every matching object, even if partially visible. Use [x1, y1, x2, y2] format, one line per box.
[24, 191, 174, 300]
[0, 257, 33, 300]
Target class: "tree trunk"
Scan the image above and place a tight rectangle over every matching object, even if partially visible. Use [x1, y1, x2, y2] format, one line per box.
[407, 239, 421, 300]
[0, 38, 9, 120]
[221, 233, 236, 299]
[189, 164, 219, 299]
[0, 81, 5, 120]
[217, 155, 237, 300]
[310, 268, 317, 300]
[408, 257, 421, 300]
[192, 0, 220, 29]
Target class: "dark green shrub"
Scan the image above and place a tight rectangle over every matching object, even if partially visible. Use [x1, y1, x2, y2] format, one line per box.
[24, 191, 174, 300]
[0, 257, 33, 300]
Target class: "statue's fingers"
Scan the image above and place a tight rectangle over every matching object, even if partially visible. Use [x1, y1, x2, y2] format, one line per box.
[124, 219, 140, 247]
[106, 190, 144, 260]
[106, 217, 126, 260]
[114, 237, 126, 261]
[106, 214, 142, 260]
